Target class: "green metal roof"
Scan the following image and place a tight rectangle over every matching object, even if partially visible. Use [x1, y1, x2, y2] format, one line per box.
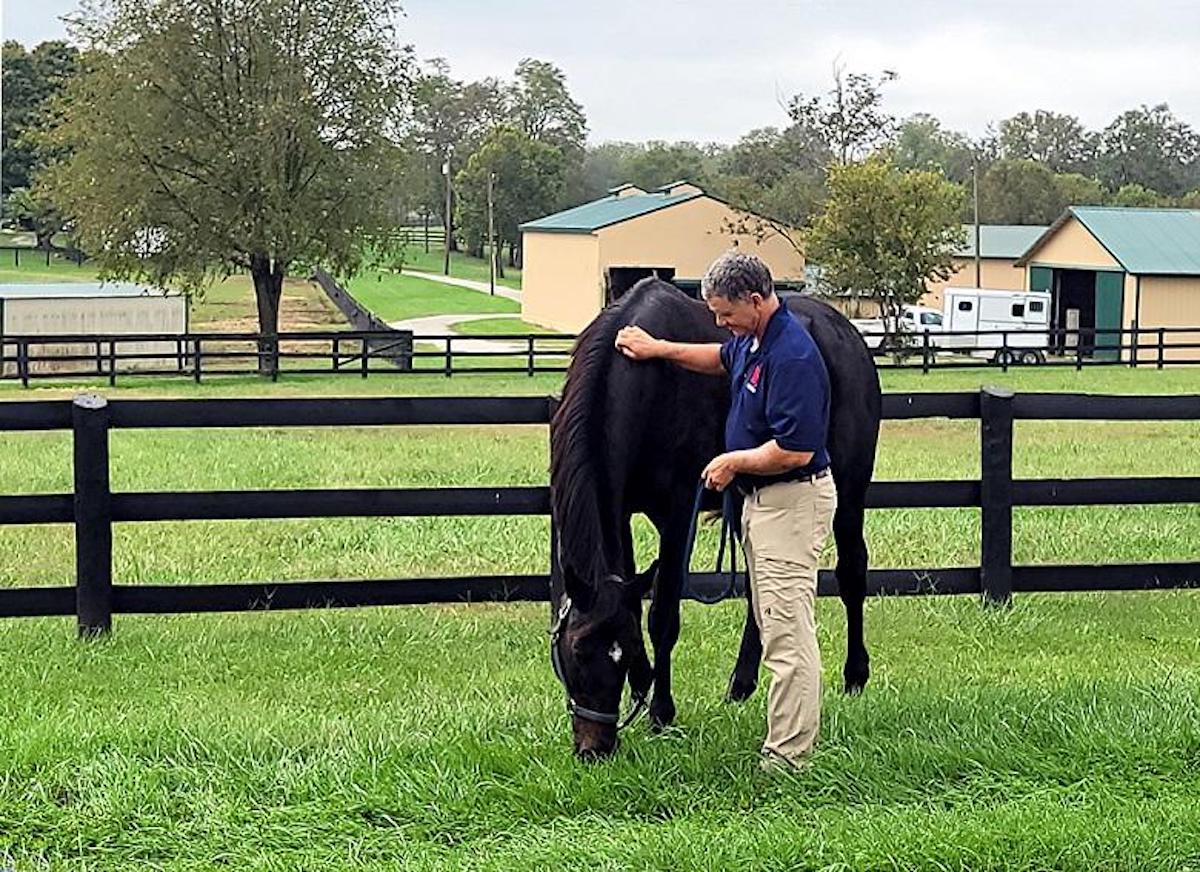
[955, 224, 1048, 259]
[1018, 207, 1200, 274]
[519, 190, 704, 234]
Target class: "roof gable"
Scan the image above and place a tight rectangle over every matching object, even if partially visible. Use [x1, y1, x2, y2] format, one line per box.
[1018, 207, 1200, 274]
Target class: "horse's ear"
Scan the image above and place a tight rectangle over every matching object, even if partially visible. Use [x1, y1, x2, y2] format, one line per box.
[627, 559, 659, 601]
[562, 564, 594, 611]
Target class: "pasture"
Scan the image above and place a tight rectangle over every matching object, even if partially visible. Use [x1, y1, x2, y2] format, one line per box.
[1, 367, 1199, 869]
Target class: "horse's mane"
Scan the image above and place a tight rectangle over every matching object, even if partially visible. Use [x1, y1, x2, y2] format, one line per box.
[550, 278, 674, 588]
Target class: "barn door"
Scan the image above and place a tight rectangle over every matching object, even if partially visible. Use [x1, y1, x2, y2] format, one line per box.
[1093, 271, 1123, 362]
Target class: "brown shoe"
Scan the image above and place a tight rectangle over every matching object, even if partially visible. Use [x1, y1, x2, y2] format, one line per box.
[759, 749, 809, 774]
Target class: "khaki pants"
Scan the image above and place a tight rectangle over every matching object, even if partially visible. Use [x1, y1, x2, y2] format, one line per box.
[741, 474, 837, 762]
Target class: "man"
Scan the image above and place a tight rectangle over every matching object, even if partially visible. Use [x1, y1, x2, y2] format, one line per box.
[614, 251, 836, 771]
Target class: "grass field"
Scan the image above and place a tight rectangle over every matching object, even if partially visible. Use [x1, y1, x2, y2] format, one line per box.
[448, 316, 555, 335]
[345, 270, 519, 323]
[400, 246, 522, 290]
[2, 350, 1200, 868]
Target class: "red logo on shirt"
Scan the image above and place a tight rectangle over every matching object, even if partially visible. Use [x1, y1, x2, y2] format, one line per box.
[747, 364, 761, 393]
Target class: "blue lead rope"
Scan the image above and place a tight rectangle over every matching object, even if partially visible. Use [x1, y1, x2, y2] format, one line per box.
[680, 478, 742, 605]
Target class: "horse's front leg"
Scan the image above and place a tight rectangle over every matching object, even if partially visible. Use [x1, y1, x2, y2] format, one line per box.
[647, 512, 690, 730]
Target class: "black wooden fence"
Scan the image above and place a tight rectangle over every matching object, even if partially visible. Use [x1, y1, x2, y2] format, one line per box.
[1, 388, 1199, 635]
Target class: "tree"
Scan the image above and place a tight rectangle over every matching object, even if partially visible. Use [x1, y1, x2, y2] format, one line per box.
[4, 187, 69, 250]
[1097, 104, 1200, 197]
[455, 126, 565, 273]
[996, 110, 1096, 175]
[787, 64, 898, 165]
[1053, 172, 1105, 209]
[1108, 183, 1166, 208]
[622, 141, 712, 191]
[891, 113, 978, 184]
[508, 59, 587, 158]
[978, 159, 1065, 224]
[42, 0, 411, 368]
[807, 156, 964, 334]
[1, 40, 81, 195]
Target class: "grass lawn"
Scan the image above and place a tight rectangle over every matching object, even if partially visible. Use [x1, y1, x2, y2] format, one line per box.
[400, 246, 522, 290]
[1, 366, 1200, 867]
[448, 317, 556, 336]
[345, 270, 519, 322]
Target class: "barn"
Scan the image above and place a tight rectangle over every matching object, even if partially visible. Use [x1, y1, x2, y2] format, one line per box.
[519, 182, 805, 332]
[1015, 207, 1200, 362]
[923, 224, 1048, 308]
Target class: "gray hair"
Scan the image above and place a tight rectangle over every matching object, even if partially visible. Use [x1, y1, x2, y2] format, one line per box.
[700, 251, 775, 302]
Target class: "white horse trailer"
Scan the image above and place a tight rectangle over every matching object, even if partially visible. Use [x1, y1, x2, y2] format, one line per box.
[938, 288, 1051, 364]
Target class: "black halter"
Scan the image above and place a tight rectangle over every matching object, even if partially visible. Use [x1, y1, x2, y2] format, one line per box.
[549, 592, 650, 731]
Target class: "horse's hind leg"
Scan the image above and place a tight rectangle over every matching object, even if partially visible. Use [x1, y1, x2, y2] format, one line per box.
[834, 499, 870, 694]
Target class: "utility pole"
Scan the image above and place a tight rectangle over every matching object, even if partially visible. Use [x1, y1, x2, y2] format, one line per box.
[487, 171, 496, 296]
[442, 152, 453, 276]
[973, 161, 982, 288]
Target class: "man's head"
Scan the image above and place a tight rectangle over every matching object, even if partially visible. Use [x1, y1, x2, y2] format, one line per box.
[701, 250, 777, 337]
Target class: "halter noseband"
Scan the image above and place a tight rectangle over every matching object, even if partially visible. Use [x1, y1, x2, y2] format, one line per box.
[549, 591, 650, 731]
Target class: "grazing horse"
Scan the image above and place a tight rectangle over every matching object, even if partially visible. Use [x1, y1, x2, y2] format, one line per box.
[549, 278, 881, 759]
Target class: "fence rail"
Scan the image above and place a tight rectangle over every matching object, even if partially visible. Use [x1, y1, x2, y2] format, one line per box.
[0, 389, 1198, 632]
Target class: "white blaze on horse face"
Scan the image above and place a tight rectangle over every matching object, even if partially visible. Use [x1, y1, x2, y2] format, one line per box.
[608, 641, 623, 664]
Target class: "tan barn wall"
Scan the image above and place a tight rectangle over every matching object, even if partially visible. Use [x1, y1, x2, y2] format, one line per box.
[520, 232, 601, 332]
[1026, 217, 1120, 270]
[1132, 275, 1200, 363]
[596, 196, 805, 282]
[922, 258, 1025, 308]
[3, 296, 187, 374]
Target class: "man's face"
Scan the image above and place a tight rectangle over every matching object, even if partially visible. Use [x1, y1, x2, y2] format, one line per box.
[706, 291, 766, 337]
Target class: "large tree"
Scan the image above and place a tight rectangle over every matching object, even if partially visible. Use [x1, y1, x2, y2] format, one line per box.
[977, 159, 1066, 224]
[787, 65, 898, 165]
[455, 126, 566, 274]
[1096, 104, 1200, 197]
[41, 0, 411, 361]
[1, 40, 81, 195]
[892, 113, 979, 185]
[996, 110, 1096, 175]
[807, 156, 964, 331]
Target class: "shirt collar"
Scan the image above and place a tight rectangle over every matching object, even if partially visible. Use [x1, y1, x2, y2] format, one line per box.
[754, 302, 792, 352]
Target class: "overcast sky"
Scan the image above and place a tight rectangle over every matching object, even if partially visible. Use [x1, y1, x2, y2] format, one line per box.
[6, 0, 1200, 145]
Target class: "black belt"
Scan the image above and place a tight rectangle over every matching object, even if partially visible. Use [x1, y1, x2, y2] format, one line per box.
[738, 466, 831, 497]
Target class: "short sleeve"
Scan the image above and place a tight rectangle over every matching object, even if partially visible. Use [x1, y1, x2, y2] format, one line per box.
[719, 337, 738, 375]
[765, 352, 829, 453]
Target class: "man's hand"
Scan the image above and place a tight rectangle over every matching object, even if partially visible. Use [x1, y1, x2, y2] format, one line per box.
[702, 451, 743, 491]
[615, 325, 661, 360]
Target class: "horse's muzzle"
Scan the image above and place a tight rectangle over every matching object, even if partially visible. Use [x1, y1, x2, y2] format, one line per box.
[573, 716, 618, 760]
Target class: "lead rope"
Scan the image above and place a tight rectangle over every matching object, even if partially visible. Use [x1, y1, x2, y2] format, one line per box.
[680, 479, 741, 605]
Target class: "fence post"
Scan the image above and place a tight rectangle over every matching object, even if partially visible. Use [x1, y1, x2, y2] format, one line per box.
[13, 247, 18, 268]
[1158, 328, 1166, 370]
[1075, 332, 1084, 371]
[528, 336, 536, 377]
[921, 329, 930, 375]
[73, 394, 113, 638]
[444, 337, 452, 378]
[193, 337, 202, 383]
[45, 247, 51, 267]
[1130, 326, 1138, 368]
[18, 339, 29, 388]
[360, 338, 370, 378]
[980, 386, 1014, 607]
[95, 340, 104, 377]
[107, 341, 117, 387]
[270, 334, 280, 383]
[1000, 332, 1009, 372]
[332, 336, 340, 371]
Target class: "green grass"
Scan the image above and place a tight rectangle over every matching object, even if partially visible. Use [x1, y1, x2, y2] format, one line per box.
[0, 248, 96, 283]
[2, 366, 1200, 867]
[400, 246, 522, 290]
[449, 317, 556, 336]
[345, 271, 519, 323]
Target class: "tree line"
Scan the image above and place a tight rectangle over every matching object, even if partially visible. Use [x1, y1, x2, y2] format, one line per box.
[4, 0, 1200, 347]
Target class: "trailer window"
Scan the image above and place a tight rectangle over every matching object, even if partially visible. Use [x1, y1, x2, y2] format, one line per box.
[1012, 303, 1025, 317]
[1029, 300, 1045, 313]
[957, 301, 973, 312]
[920, 312, 943, 326]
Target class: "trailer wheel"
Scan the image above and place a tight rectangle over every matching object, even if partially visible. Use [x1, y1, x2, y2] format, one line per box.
[1019, 350, 1043, 365]
[993, 349, 1016, 366]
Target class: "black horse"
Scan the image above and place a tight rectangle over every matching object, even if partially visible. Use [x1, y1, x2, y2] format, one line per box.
[549, 277, 881, 758]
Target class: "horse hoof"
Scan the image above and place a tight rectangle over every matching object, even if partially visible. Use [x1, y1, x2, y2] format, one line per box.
[649, 701, 676, 731]
[725, 678, 757, 703]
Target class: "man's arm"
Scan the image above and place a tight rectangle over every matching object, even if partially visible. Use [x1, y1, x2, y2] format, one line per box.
[702, 441, 814, 491]
[614, 325, 724, 376]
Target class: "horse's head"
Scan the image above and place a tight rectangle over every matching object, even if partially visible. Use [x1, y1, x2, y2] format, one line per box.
[550, 561, 657, 760]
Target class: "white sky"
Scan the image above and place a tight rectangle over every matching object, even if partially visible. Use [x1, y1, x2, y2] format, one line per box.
[6, 0, 1200, 145]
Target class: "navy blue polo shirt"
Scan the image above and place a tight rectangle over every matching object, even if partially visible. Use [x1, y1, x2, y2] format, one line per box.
[719, 304, 831, 490]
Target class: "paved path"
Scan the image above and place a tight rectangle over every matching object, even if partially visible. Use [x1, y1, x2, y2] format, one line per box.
[387, 313, 527, 354]
[403, 269, 522, 303]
